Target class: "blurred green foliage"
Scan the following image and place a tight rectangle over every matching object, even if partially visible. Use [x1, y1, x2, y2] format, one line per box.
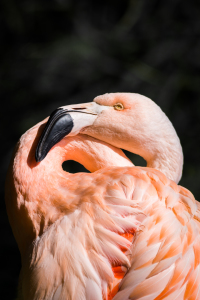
[1, 0, 200, 298]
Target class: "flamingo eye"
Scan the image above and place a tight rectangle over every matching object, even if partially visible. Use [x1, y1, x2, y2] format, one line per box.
[114, 103, 124, 111]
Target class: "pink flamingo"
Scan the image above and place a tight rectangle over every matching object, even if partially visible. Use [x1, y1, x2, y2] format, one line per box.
[5, 93, 200, 300]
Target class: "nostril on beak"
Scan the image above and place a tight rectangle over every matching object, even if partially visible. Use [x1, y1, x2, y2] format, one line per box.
[71, 107, 87, 110]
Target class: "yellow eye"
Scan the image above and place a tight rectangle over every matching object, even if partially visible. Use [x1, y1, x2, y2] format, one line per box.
[114, 103, 124, 111]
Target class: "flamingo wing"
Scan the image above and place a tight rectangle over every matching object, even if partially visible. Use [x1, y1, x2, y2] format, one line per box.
[111, 168, 200, 300]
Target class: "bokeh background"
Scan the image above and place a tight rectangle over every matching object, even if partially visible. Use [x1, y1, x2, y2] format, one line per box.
[1, 0, 200, 298]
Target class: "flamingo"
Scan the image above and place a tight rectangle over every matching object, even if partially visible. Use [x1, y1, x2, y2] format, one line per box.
[5, 93, 200, 300]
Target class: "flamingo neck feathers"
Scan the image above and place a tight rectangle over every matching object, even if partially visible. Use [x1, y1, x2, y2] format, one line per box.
[144, 132, 183, 184]
[58, 134, 133, 173]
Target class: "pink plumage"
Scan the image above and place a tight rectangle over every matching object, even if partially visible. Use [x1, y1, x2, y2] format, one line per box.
[5, 93, 200, 299]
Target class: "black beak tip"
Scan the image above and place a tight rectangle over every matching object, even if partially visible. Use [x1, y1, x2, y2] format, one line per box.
[35, 151, 45, 163]
[35, 109, 74, 162]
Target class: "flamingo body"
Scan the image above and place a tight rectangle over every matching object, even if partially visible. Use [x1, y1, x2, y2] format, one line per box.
[5, 93, 200, 299]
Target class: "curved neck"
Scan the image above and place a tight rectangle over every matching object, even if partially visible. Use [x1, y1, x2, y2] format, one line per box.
[146, 141, 183, 184]
[126, 134, 183, 184]
[137, 118, 183, 184]
[55, 134, 133, 173]
[14, 124, 133, 200]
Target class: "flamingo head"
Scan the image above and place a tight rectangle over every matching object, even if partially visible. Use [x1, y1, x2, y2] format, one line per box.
[35, 93, 183, 183]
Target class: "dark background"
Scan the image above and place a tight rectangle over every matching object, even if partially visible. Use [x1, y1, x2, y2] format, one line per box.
[1, 0, 200, 298]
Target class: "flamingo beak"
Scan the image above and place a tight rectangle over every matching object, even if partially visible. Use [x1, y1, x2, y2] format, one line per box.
[35, 102, 109, 162]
